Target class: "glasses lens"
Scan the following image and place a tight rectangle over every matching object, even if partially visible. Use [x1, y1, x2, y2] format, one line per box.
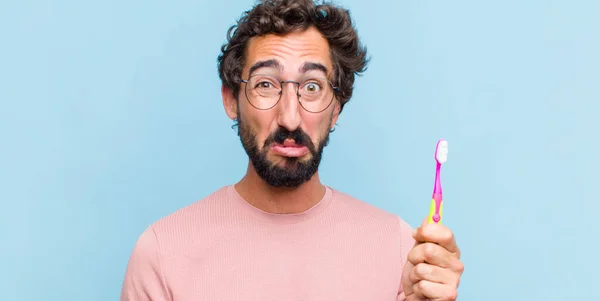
[246, 75, 281, 109]
[298, 77, 334, 113]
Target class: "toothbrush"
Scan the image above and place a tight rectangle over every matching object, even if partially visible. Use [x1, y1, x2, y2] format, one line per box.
[428, 139, 448, 224]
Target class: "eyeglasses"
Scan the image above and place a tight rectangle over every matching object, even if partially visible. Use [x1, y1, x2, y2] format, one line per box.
[240, 74, 340, 113]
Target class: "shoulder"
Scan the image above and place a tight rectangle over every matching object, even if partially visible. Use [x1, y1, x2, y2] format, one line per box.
[144, 186, 233, 252]
[121, 187, 232, 301]
[330, 187, 412, 227]
[329, 187, 415, 241]
[328, 187, 416, 263]
[152, 185, 229, 225]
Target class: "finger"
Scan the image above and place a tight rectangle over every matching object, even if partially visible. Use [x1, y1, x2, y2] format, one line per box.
[413, 280, 458, 301]
[409, 218, 429, 248]
[405, 295, 431, 301]
[413, 223, 460, 257]
[407, 242, 463, 273]
[409, 263, 461, 288]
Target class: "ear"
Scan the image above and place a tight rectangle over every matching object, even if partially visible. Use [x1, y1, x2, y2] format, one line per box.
[330, 101, 341, 130]
[222, 85, 238, 120]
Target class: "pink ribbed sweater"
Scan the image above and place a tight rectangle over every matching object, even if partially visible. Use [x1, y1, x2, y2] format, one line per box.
[121, 185, 415, 301]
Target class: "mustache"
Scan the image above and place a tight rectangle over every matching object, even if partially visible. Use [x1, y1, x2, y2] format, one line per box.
[264, 127, 314, 149]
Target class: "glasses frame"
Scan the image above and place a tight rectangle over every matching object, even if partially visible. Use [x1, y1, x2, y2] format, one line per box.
[239, 74, 340, 113]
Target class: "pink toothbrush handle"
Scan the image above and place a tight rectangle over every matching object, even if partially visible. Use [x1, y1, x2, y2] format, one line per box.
[427, 193, 443, 224]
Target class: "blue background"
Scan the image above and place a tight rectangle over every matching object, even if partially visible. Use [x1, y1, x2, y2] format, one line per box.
[1, 0, 598, 300]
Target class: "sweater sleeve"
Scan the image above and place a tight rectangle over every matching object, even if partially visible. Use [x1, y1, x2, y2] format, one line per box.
[120, 226, 171, 301]
[396, 216, 416, 301]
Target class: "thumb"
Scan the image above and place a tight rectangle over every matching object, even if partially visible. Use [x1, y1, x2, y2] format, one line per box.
[412, 217, 429, 240]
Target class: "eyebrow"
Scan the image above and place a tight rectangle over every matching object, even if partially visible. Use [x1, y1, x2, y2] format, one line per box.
[300, 62, 329, 75]
[247, 59, 329, 77]
[248, 59, 281, 77]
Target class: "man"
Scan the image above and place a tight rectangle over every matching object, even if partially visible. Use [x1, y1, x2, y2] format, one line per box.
[121, 0, 464, 300]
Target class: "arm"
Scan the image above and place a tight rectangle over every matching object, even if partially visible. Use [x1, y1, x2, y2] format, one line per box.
[396, 217, 416, 301]
[120, 226, 171, 301]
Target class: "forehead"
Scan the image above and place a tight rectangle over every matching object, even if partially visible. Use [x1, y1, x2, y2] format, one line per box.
[243, 27, 333, 78]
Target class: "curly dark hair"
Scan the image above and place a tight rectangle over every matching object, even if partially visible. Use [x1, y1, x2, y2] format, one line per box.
[217, 0, 369, 114]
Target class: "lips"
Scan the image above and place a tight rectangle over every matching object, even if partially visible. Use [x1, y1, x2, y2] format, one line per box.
[271, 139, 309, 157]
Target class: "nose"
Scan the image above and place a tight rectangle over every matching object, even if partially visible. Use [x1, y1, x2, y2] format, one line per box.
[276, 82, 302, 131]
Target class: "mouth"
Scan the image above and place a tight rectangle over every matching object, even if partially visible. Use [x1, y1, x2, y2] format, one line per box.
[270, 139, 309, 158]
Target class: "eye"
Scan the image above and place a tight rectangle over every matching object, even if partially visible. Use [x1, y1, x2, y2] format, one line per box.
[303, 82, 321, 93]
[255, 81, 274, 89]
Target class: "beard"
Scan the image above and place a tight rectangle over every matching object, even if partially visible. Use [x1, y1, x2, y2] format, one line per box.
[236, 114, 331, 189]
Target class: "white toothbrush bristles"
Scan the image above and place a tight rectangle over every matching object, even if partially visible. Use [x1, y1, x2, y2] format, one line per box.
[436, 140, 448, 164]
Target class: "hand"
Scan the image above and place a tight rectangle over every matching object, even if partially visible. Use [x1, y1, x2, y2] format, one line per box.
[401, 218, 464, 301]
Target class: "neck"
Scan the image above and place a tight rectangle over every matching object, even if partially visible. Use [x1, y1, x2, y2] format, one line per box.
[234, 162, 326, 214]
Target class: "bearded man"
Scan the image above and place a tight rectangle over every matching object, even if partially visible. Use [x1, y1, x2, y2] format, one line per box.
[121, 1, 464, 300]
